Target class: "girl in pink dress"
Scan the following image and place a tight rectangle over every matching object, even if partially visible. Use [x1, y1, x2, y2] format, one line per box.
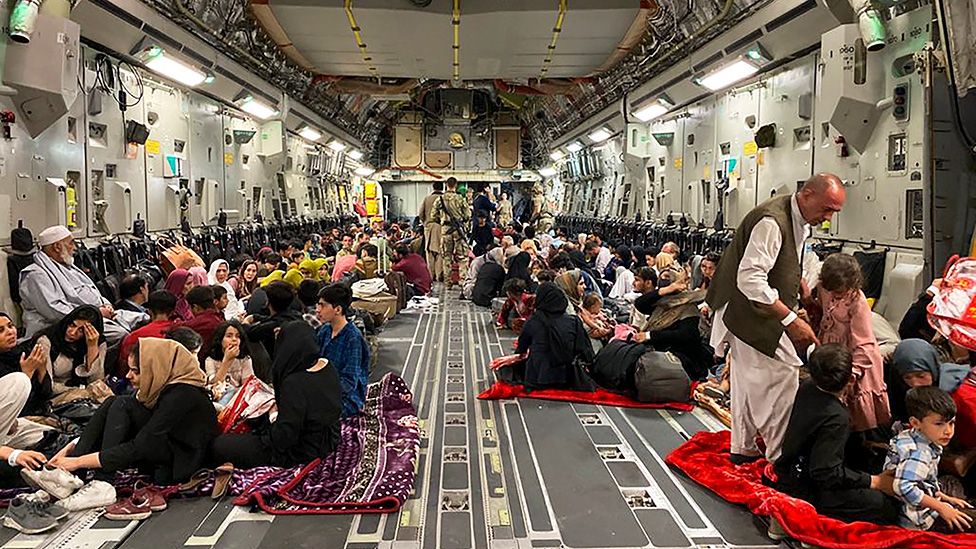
[810, 253, 892, 432]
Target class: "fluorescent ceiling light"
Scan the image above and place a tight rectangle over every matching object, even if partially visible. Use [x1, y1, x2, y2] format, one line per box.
[538, 166, 557, 177]
[144, 51, 208, 87]
[348, 149, 365, 161]
[238, 96, 278, 120]
[298, 126, 322, 141]
[587, 127, 612, 143]
[549, 150, 565, 161]
[634, 102, 669, 122]
[355, 166, 376, 177]
[696, 59, 760, 91]
[328, 140, 347, 152]
[566, 141, 584, 153]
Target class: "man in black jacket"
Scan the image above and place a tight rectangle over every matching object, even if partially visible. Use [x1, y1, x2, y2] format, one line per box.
[244, 282, 302, 357]
[114, 274, 149, 314]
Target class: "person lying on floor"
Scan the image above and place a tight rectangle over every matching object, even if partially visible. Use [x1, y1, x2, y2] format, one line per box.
[770, 344, 899, 533]
[209, 321, 342, 468]
[50, 338, 217, 485]
[205, 321, 255, 407]
[315, 284, 370, 417]
[630, 270, 711, 381]
[35, 305, 107, 400]
[516, 282, 595, 392]
[885, 386, 974, 532]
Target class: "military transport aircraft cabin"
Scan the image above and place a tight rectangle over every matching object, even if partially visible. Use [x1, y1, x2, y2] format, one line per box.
[0, 0, 975, 548]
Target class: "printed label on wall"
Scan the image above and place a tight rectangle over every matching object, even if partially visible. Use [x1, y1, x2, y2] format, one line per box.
[145, 140, 160, 155]
[743, 141, 758, 156]
[224, 153, 234, 165]
[673, 157, 683, 169]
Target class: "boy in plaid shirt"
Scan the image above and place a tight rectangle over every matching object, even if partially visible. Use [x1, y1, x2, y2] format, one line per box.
[885, 386, 973, 532]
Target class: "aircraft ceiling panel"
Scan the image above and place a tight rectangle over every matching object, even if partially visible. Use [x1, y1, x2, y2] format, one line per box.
[268, 2, 637, 79]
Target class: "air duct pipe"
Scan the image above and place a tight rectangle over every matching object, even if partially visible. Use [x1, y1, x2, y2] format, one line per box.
[849, 0, 886, 52]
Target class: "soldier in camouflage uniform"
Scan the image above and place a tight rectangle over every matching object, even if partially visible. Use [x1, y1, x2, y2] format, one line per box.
[432, 177, 471, 289]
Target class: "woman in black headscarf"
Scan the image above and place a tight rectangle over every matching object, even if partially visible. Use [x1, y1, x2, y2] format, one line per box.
[516, 283, 595, 391]
[36, 305, 107, 398]
[505, 252, 536, 292]
[210, 321, 342, 468]
[631, 246, 647, 271]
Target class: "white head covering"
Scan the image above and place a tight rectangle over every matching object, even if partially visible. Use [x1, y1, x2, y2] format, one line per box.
[609, 266, 635, 299]
[37, 225, 72, 247]
[208, 259, 229, 285]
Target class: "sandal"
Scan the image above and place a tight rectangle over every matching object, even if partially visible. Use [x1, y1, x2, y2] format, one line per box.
[210, 463, 234, 500]
[179, 469, 213, 493]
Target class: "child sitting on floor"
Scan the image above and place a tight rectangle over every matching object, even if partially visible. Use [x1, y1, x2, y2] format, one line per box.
[496, 279, 534, 334]
[885, 386, 974, 532]
[580, 293, 613, 340]
[771, 343, 899, 537]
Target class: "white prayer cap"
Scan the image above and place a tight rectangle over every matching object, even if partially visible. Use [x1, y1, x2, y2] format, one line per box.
[37, 225, 72, 247]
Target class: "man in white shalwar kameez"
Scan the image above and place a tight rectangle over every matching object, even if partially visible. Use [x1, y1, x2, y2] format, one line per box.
[706, 174, 845, 463]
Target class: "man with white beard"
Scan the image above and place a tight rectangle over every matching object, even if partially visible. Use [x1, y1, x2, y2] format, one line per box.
[19, 225, 133, 342]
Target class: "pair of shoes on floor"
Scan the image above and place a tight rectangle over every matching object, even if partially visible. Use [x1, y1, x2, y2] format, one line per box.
[21, 466, 84, 500]
[2, 492, 69, 534]
[104, 481, 167, 521]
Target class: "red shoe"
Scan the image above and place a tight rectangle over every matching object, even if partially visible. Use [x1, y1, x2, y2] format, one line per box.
[103, 494, 152, 521]
[132, 481, 168, 511]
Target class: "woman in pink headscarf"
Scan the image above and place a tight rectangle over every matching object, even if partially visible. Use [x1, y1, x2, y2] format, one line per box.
[188, 266, 209, 288]
[164, 269, 195, 321]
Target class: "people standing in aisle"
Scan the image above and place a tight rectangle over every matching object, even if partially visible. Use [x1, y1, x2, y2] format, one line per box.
[705, 173, 845, 464]
[433, 177, 472, 290]
[419, 181, 444, 282]
[472, 184, 497, 232]
[497, 191, 513, 228]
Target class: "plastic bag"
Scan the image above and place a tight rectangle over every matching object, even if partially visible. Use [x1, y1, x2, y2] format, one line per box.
[927, 255, 976, 350]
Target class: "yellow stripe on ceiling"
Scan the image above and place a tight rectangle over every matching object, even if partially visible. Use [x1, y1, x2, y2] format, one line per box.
[540, 0, 567, 78]
[343, 0, 378, 76]
[452, 0, 461, 80]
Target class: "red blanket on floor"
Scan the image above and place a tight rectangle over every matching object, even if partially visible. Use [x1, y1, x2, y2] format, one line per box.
[665, 430, 976, 549]
[477, 380, 695, 411]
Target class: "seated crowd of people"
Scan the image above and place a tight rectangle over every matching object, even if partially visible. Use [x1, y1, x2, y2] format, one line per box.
[471, 221, 976, 535]
[0, 220, 430, 532]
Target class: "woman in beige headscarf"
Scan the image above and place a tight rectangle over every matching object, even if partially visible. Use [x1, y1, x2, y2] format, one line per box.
[554, 269, 585, 315]
[654, 252, 677, 277]
[51, 338, 218, 485]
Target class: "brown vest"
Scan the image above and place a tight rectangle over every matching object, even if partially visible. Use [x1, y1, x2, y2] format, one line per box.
[705, 194, 802, 357]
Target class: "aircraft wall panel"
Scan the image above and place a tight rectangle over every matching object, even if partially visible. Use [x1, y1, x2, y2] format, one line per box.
[680, 99, 716, 225]
[715, 88, 761, 227]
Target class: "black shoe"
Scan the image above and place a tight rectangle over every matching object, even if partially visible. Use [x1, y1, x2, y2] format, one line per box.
[729, 453, 762, 465]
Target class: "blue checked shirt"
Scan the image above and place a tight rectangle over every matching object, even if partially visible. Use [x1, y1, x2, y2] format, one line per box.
[316, 321, 370, 417]
[884, 428, 943, 530]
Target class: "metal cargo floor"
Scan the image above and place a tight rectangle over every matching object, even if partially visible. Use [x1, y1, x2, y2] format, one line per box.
[0, 286, 783, 549]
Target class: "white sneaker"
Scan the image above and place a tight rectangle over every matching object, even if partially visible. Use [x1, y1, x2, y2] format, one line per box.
[57, 481, 117, 512]
[20, 466, 83, 500]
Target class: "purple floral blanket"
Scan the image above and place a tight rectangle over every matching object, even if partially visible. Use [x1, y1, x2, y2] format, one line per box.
[1, 373, 420, 515]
